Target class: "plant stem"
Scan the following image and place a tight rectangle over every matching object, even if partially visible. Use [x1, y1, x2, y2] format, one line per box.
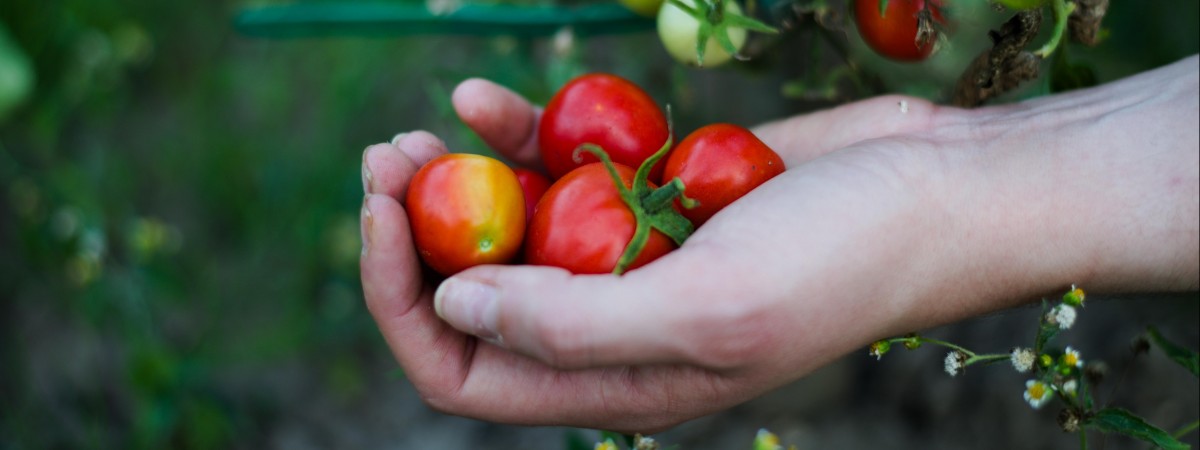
[1173, 419, 1200, 439]
[965, 353, 1009, 366]
[916, 338, 974, 360]
[1078, 428, 1088, 450]
[1034, 0, 1075, 58]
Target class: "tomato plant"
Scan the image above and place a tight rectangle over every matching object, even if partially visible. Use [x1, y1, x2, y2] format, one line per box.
[512, 167, 551, 223]
[525, 162, 677, 274]
[406, 153, 526, 276]
[538, 73, 670, 181]
[663, 123, 785, 226]
[853, 0, 944, 62]
[658, 0, 747, 68]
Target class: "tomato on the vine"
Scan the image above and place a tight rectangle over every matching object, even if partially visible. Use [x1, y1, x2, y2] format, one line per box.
[663, 123, 785, 226]
[525, 162, 676, 274]
[538, 74, 670, 181]
[512, 168, 551, 223]
[406, 153, 525, 276]
[854, 0, 944, 62]
[657, 0, 748, 68]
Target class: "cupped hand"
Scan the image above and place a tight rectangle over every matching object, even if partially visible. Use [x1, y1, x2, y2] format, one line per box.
[360, 78, 953, 432]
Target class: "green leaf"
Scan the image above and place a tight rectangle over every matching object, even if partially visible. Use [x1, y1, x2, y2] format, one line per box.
[1147, 326, 1200, 378]
[1086, 408, 1190, 450]
[876, 0, 889, 17]
[722, 14, 779, 34]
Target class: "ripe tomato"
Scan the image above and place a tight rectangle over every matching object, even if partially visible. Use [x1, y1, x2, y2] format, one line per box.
[512, 168, 551, 223]
[406, 153, 525, 276]
[539, 74, 670, 182]
[525, 163, 675, 274]
[658, 0, 747, 68]
[854, 0, 943, 62]
[663, 123, 784, 226]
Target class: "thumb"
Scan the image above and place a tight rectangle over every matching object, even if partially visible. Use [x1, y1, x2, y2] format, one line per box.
[433, 262, 704, 370]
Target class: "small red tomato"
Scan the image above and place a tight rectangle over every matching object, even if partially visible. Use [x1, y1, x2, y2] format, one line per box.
[539, 73, 670, 181]
[854, 0, 944, 62]
[512, 168, 551, 223]
[663, 123, 785, 226]
[525, 163, 675, 274]
[406, 153, 525, 276]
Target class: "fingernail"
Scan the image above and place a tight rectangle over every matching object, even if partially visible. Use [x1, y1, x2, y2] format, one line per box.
[360, 197, 373, 256]
[434, 278, 500, 342]
[390, 132, 410, 146]
[362, 147, 374, 194]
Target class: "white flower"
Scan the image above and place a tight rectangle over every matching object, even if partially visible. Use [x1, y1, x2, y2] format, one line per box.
[944, 351, 965, 377]
[1048, 304, 1077, 329]
[1062, 379, 1078, 397]
[1010, 347, 1036, 373]
[1024, 379, 1055, 409]
[1062, 346, 1084, 368]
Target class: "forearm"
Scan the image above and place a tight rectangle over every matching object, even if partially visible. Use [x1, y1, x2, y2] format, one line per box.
[904, 55, 1199, 330]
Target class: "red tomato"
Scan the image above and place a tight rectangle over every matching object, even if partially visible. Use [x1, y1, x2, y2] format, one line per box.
[663, 123, 785, 226]
[854, 0, 943, 62]
[406, 153, 525, 276]
[539, 74, 670, 181]
[525, 163, 675, 274]
[512, 168, 551, 223]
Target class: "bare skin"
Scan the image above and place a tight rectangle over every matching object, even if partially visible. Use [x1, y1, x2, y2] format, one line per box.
[360, 55, 1199, 433]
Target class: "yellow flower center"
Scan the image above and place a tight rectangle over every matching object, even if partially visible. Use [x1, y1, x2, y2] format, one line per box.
[1064, 353, 1078, 367]
[1028, 383, 1047, 399]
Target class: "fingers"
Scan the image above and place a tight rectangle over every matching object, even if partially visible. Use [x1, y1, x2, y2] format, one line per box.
[363, 131, 449, 200]
[360, 193, 472, 400]
[752, 94, 941, 167]
[452, 78, 544, 169]
[432, 245, 775, 371]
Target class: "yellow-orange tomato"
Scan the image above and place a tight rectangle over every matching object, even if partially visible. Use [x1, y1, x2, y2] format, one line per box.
[406, 153, 526, 276]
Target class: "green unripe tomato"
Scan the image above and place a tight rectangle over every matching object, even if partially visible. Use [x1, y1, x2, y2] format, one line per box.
[657, 0, 747, 67]
[619, 0, 665, 17]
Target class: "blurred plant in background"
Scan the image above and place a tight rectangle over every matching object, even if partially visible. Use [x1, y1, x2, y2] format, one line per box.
[1, 0, 1196, 449]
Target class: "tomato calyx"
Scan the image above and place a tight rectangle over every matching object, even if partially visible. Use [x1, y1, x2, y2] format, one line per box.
[572, 109, 697, 275]
[664, 0, 778, 66]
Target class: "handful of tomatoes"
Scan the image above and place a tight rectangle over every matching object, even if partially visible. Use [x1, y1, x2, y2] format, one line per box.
[406, 73, 785, 277]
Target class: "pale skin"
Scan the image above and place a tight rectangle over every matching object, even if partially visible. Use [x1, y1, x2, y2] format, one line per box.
[360, 55, 1199, 433]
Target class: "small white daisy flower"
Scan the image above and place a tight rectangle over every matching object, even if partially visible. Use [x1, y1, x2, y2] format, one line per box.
[1062, 346, 1084, 368]
[1062, 379, 1078, 397]
[1048, 304, 1077, 329]
[944, 351, 965, 377]
[594, 440, 619, 450]
[1024, 379, 1055, 409]
[1010, 347, 1036, 373]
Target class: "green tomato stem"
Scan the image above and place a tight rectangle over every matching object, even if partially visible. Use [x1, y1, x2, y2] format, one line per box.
[573, 106, 695, 275]
[1034, 0, 1075, 58]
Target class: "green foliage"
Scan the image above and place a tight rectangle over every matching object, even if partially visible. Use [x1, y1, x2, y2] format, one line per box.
[1147, 326, 1200, 378]
[1086, 408, 1190, 450]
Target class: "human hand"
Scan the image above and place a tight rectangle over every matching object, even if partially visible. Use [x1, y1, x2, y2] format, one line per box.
[361, 57, 1198, 432]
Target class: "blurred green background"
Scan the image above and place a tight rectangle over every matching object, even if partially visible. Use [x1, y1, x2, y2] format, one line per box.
[1, 1, 1196, 449]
